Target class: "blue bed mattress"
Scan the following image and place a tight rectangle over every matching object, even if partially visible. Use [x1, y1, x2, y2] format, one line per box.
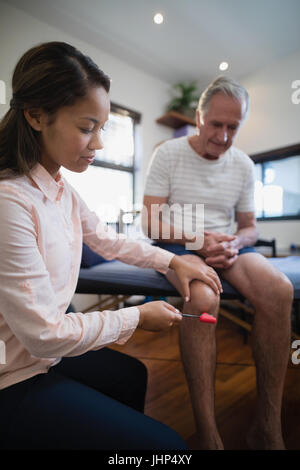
[76, 256, 300, 300]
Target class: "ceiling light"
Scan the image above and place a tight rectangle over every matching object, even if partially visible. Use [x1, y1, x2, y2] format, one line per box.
[153, 13, 164, 24]
[219, 61, 229, 71]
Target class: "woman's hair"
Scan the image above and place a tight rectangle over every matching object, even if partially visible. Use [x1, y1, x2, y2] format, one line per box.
[198, 75, 249, 121]
[0, 41, 111, 179]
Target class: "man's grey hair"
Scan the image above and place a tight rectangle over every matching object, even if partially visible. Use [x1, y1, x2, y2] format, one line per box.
[198, 76, 249, 120]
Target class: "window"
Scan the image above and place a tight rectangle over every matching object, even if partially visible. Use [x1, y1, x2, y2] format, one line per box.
[61, 103, 141, 223]
[252, 143, 300, 220]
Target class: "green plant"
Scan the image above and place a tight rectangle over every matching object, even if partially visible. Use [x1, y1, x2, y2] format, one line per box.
[167, 81, 199, 116]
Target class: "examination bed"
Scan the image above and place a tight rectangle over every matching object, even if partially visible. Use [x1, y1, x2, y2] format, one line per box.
[76, 243, 300, 299]
[75, 243, 300, 338]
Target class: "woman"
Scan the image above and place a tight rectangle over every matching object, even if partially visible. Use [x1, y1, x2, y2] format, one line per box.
[0, 41, 222, 450]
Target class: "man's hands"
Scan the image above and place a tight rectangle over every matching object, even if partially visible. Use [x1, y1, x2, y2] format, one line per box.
[197, 231, 240, 270]
[169, 254, 223, 302]
[138, 301, 182, 331]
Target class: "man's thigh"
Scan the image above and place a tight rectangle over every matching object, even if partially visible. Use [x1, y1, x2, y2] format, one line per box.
[155, 242, 289, 306]
[219, 252, 290, 307]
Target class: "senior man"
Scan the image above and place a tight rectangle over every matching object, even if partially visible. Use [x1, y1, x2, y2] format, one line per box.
[142, 76, 293, 450]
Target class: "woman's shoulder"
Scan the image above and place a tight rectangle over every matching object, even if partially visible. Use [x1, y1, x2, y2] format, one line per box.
[0, 172, 29, 188]
[0, 174, 35, 207]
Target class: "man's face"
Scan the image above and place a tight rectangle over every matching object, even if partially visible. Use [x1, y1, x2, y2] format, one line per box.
[196, 92, 245, 159]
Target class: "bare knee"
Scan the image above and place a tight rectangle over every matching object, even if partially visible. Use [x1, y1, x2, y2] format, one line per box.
[275, 274, 294, 306]
[185, 280, 220, 315]
[253, 272, 294, 317]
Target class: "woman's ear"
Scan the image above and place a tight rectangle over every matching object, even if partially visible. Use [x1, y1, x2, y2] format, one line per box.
[23, 108, 44, 131]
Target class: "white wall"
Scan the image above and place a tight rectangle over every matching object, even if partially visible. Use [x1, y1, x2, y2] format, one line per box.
[236, 49, 300, 154]
[0, 1, 173, 205]
[235, 49, 300, 250]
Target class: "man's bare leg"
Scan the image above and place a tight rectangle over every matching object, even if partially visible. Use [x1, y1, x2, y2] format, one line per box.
[166, 254, 223, 450]
[220, 253, 293, 449]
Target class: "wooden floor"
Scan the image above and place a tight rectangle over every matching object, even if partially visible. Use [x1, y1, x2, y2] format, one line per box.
[110, 312, 300, 450]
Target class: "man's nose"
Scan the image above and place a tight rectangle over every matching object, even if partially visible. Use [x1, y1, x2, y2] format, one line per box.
[217, 127, 228, 143]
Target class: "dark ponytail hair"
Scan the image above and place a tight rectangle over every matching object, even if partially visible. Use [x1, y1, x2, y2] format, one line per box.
[0, 41, 111, 179]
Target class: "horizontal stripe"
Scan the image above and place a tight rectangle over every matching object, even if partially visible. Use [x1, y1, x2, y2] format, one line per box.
[145, 137, 255, 233]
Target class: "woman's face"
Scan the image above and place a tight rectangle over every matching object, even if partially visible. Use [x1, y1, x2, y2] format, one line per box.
[38, 86, 110, 178]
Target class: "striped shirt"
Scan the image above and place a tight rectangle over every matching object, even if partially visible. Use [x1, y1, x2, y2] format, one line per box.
[144, 136, 256, 234]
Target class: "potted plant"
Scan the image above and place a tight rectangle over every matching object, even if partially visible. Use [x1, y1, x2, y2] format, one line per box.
[166, 81, 199, 118]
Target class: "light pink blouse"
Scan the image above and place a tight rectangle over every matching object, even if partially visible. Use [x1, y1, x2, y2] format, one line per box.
[0, 163, 174, 390]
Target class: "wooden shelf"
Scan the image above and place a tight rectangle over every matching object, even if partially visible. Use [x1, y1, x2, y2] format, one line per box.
[156, 111, 196, 129]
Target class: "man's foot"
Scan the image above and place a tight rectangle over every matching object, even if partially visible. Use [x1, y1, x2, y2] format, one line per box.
[246, 423, 286, 450]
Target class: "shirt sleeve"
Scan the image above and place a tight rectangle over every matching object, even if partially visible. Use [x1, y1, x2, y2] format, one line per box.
[235, 158, 256, 213]
[144, 143, 171, 197]
[75, 189, 175, 274]
[0, 190, 140, 359]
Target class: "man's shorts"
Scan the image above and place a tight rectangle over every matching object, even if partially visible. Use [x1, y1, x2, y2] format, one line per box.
[153, 242, 257, 258]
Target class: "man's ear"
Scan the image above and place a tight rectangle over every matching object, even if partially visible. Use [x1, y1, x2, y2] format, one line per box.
[23, 108, 44, 131]
[195, 109, 201, 133]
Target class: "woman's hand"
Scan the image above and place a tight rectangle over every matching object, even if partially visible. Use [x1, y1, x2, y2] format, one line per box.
[137, 301, 182, 332]
[169, 255, 223, 302]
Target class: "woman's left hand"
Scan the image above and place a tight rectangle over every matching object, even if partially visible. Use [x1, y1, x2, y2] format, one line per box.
[169, 255, 223, 302]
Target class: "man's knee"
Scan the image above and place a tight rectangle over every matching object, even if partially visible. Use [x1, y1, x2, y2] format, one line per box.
[253, 271, 294, 314]
[186, 280, 220, 315]
[274, 273, 294, 305]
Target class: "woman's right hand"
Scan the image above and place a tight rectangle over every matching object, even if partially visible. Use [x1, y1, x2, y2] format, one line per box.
[137, 301, 182, 332]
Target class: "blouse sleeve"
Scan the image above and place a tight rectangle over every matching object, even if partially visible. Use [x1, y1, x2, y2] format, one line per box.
[75, 189, 175, 273]
[0, 189, 140, 359]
